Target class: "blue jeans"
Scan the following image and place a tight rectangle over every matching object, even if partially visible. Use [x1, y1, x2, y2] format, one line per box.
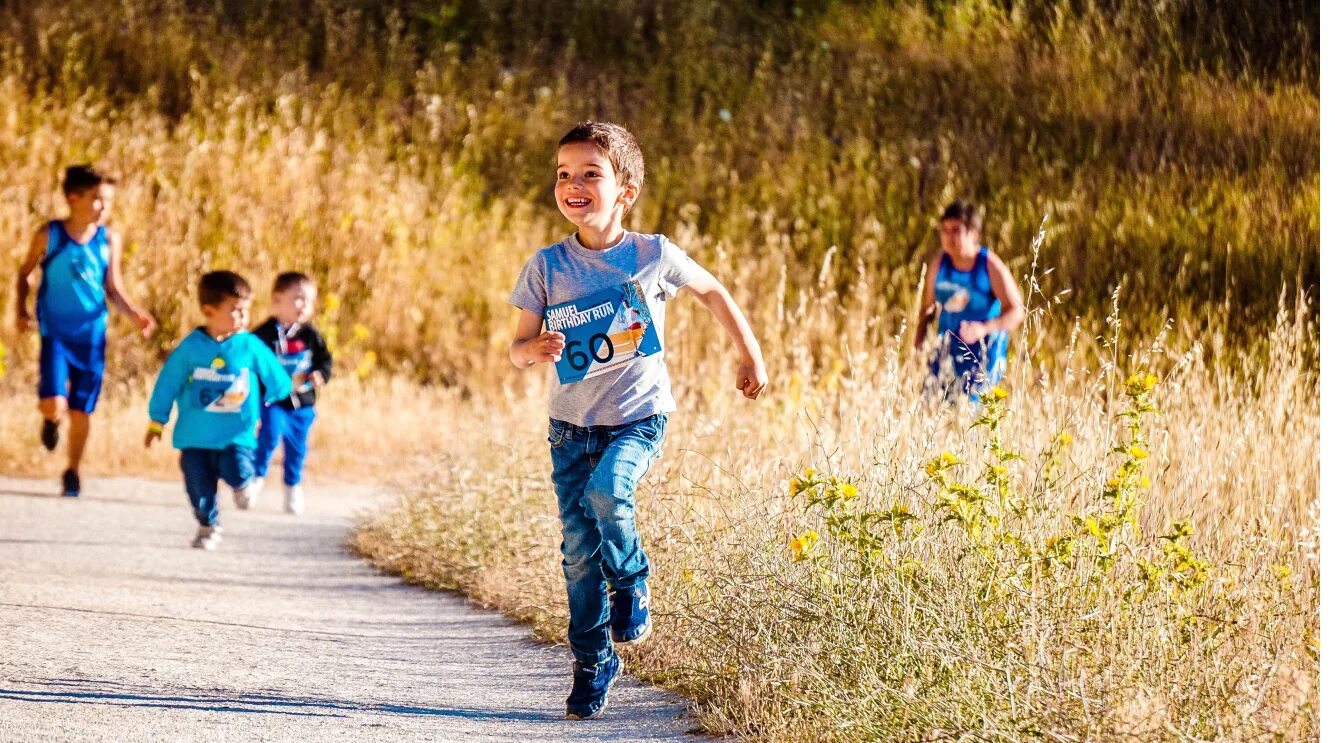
[549, 413, 667, 664]
[255, 404, 317, 486]
[180, 446, 255, 526]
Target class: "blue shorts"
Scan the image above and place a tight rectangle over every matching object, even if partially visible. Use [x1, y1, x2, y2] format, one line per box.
[39, 335, 106, 414]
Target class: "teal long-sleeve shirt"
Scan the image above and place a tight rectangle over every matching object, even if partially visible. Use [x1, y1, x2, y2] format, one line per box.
[148, 328, 293, 450]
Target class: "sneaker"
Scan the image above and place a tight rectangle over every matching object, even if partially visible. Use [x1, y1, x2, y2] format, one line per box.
[610, 582, 652, 645]
[565, 653, 621, 720]
[284, 484, 305, 515]
[61, 469, 80, 498]
[41, 420, 59, 452]
[191, 525, 223, 550]
[233, 479, 263, 510]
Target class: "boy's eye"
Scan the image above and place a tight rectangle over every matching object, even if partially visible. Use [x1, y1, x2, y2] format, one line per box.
[557, 172, 569, 180]
[586, 171, 600, 178]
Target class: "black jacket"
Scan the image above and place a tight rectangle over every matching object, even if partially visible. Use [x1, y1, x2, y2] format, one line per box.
[252, 317, 333, 409]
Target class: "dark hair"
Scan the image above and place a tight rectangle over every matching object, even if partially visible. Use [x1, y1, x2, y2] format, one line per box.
[199, 271, 252, 307]
[940, 200, 983, 233]
[273, 271, 314, 294]
[62, 164, 116, 195]
[558, 121, 645, 192]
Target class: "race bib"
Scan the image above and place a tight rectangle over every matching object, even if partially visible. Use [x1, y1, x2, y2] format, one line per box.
[546, 281, 662, 385]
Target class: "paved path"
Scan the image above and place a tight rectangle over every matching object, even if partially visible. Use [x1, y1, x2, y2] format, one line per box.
[0, 476, 697, 742]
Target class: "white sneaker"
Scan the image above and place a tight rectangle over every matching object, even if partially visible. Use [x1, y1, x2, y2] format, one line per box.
[233, 479, 264, 510]
[284, 484, 305, 515]
[192, 525, 223, 550]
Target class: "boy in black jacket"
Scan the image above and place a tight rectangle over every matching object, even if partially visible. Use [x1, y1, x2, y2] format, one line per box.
[251, 272, 332, 514]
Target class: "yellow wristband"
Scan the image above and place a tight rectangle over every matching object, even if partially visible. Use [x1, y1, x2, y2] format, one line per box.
[147, 422, 164, 434]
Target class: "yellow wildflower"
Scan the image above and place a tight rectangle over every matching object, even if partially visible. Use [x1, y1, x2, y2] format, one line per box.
[803, 467, 816, 478]
[788, 478, 801, 497]
[991, 387, 1009, 400]
[1125, 372, 1160, 396]
[1128, 444, 1149, 460]
[788, 530, 820, 561]
[837, 483, 858, 500]
[1057, 431, 1072, 447]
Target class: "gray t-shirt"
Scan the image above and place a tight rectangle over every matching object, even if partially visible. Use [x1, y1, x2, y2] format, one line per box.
[509, 231, 701, 426]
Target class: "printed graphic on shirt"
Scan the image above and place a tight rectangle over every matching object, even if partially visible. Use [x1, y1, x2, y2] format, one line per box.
[190, 364, 251, 413]
[276, 338, 314, 394]
[941, 281, 972, 313]
[546, 281, 661, 385]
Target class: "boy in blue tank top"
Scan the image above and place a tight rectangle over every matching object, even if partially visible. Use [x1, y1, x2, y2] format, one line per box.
[14, 165, 156, 497]
[913, 200, 1025, 400]
[510, 121, 767, 721]
[145, 271, 292, 550]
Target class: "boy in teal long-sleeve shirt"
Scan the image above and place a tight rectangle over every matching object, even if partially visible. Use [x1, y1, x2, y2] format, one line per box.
[146, 271, 291, 550]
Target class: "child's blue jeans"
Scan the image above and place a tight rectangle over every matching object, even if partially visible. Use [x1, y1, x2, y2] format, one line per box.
[180, 446, 255, 526]
[254, 404, 317, 486]
[549, 413, 667, 665]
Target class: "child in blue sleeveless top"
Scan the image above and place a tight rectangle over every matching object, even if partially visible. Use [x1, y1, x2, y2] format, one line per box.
[913, 201, 1025, 400]
[14, 165, 156, 497]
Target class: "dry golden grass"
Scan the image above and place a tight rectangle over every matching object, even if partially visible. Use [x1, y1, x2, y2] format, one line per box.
[0, 374, 465, 484]
[0, 3, 1317, 738]
[353, 288, 1318, 741]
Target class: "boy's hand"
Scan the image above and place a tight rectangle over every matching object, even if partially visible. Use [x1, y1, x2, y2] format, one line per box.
[957, 321, 991, 344]
[134, 311, 158, 338]
[524, 331, 566, 364]
[310, 370, 326, 387]
[144, 428, 162, 448]
[737, 357, 768, 400]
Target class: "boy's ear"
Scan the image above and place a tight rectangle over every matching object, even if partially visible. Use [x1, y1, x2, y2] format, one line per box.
[619, 181, 640, 209]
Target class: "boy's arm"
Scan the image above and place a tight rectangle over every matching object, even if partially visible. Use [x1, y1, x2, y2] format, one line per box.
[104, 230, 157, 338]
[912, 253, 943, 350]
[680, 269, 768, 399]
[310, 327, 333, 386]
[254, 338, 293, 404]
[510, 309, 565, 369]
[15, 229, 46, 332]
[981, 251, 1026, 334]
[145, 348, 187, 447]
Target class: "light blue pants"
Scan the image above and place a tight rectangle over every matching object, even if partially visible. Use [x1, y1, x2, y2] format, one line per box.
[254, 404, 317, 486]
[549, 413, 666, 664]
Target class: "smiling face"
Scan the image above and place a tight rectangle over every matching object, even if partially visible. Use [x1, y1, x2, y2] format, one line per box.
[66, 184, 114, 226]
[554, 142, 639, 239]
[202, 295, 252, 338]
[272, 281, 316, 325]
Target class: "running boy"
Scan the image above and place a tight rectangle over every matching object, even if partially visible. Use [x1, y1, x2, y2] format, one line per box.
[14, 164, 156, 497]
[145, 271, 291, 550]
[509, 121, 767, 720]
[912, 200, 1025, 399]
[251, 272, 333, 515]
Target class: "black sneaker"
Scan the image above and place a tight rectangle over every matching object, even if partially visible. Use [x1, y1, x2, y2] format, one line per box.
[61, 469, 80, 498]
[41, 420, 59, 451]
[565, 653, 621, 720]
[610, 582, 652, 645]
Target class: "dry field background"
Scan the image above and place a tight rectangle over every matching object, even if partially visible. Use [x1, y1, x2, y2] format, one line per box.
[0, 1, 1318, 739]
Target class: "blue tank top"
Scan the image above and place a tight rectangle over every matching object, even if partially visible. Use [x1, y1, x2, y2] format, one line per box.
[931, 247, 1008, 387]
[37, 221, 110, 342]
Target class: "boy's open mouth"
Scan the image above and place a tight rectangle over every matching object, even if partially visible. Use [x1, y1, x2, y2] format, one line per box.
[565, 197, 591, 208]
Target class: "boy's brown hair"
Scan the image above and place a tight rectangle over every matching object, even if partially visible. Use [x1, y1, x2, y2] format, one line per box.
[558, 121, 645, 192]
[273, 271, 314, 294]
[199, 271, 252, 307]
[940, 200, 983, 233]
[62, 164, 116, 195]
